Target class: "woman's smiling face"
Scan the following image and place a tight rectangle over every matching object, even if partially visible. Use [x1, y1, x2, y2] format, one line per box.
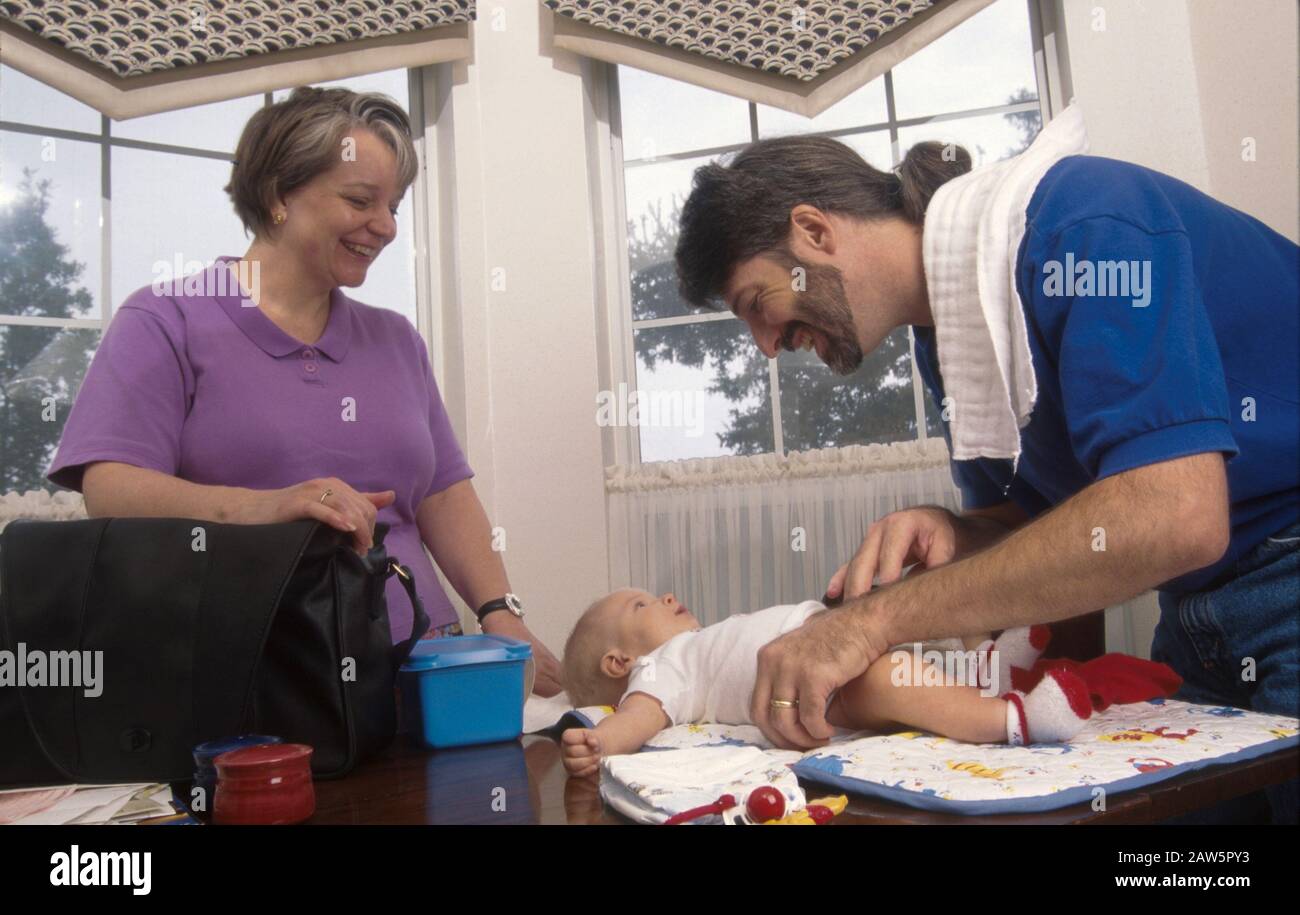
[276, 127, 405, 289]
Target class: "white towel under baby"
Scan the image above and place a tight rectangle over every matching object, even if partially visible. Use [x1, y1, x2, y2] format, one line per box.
[600, 745, 805, 825]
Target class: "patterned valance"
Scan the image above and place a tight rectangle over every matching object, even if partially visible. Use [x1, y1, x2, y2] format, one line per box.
[0, 0, 474, 78]
[544, 0, 936, 82]
[543, 0, 996, 116]
[0, 0, 474, 119]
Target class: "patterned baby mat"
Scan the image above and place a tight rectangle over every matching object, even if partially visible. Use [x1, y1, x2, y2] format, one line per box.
[541, 698, 1298, 816]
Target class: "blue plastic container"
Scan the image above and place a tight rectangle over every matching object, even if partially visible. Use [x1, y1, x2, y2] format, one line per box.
[399, 634, 532, 749]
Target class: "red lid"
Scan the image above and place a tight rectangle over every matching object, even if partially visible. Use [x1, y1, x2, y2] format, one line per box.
[214, 743, 313, 773]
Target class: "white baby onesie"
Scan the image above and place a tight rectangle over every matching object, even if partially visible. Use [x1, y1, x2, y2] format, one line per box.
[621, 600, 826, 726]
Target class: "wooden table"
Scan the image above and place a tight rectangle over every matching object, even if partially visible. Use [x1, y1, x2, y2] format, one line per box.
[309, 734, 1299, 825]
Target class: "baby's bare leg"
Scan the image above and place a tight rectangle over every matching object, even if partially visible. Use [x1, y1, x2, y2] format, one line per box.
[828, 649, 1006, 743]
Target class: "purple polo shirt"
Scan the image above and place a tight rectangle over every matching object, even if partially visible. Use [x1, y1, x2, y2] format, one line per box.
[47, 255, 473, 640]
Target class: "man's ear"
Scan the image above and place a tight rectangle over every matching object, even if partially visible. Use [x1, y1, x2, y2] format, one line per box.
[788, 204, 838, 257]
[600, 649, 634, 680]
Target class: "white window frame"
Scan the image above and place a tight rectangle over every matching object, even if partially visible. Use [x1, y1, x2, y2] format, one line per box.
[0, 71, 432, 332]
[593, 0, 1069, 468]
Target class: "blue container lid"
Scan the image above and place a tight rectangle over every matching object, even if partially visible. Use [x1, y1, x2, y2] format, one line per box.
[193, 734, 283, 771]
[401, 634, 532, 672]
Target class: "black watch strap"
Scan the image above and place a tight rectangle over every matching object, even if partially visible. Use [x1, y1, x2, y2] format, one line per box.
[475, 594, 523, 624]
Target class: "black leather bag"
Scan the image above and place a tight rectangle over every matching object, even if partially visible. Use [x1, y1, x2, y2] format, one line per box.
[0, 517, 428, 788]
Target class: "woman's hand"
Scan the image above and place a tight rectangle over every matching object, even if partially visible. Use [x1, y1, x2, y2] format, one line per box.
[243, 477, 396, 555]
[825, 506, 960, 602]
[480, 612, 565, 697]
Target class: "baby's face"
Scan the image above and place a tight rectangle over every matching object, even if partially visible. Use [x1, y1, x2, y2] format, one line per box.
[598, 588, 700, 656]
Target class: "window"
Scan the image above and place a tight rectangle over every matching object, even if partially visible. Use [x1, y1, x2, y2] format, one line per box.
[611, 0, 1045, 464]
[0, 66, 419, 491]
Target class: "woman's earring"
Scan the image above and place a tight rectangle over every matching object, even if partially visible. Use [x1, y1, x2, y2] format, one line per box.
[273, 211, 286, 225]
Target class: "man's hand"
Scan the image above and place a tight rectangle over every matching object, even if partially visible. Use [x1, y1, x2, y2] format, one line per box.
[561, 728, 603, 777]
[481, 612, 564, 697]
[751, 602, 892, 750]
[826, 506, 961, 601]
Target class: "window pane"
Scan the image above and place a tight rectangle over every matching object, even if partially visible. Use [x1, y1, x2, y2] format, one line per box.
[111, 148, 249, 308]
[633, 319, 772, 461]
[778, 326, 919, 451]
[0, 325, 99, 491]
[624, 154, 716, 321]
[112, 94, 266, 154]
[0, 131, 101, 318]
[0, 64, 101, 134]
[891, 0, 1038, 119]
[757, 78, 887, 138]
[350, 204, 416, 324]
[839, 129, 896, 171]
[897, 108, 1041, 168]
[619, 66, 751, 161]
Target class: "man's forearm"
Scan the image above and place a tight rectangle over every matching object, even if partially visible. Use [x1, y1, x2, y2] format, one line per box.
[864, 456, 1228, 646]
[951, 512, 1019, 559]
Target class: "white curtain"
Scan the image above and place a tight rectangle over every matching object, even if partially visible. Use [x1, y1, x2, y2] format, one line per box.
[606, 438, 960, 625]
[0, 490, 87, 533]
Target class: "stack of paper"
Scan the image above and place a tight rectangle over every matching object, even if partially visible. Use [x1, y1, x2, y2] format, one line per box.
[0, 784, 176, 825]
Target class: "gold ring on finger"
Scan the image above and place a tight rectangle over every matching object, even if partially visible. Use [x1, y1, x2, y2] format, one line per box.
[320, 488, 333, 505]
[770, 698, 799, 709]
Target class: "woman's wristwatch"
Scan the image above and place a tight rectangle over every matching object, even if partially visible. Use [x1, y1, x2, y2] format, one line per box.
[475, 593, 524, 625]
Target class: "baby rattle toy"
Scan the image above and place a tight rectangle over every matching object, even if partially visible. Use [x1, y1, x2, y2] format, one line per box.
[662, 787, 847, 825]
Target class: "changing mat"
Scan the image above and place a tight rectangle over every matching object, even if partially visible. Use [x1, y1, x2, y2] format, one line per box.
[530, 695, 1298, 817]
[793, 698, 1298, 814]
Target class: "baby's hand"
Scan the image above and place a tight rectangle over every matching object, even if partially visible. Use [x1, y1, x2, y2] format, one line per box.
[561, 727, 603, 777]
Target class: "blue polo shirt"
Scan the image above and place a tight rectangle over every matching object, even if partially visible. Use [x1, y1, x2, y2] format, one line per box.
[914, 155, 1299, 595]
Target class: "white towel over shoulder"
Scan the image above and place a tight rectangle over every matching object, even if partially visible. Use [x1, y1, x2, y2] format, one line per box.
[921, 104, 1089, 466]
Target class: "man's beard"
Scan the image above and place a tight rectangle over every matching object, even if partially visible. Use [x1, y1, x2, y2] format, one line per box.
[786, 261, 863, 376]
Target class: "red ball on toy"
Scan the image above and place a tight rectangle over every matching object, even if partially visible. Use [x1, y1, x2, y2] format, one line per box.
[746, 786, 786, 822]
[806, 804, 834, 825]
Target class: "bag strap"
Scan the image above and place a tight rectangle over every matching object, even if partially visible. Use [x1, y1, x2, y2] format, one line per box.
[384, 558, 431, 674]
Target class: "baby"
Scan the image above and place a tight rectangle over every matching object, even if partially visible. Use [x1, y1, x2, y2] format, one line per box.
[561, 589, 1094, 777]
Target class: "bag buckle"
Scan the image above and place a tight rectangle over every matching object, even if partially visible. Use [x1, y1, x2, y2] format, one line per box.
[387, 559, 411, 581]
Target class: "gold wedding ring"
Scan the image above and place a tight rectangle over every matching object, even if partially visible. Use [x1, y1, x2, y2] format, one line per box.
[319, 488, 333, 505]
[770, 698, 799, 709]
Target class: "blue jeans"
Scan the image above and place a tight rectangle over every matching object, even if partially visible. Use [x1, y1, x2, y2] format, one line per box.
[1152, 518, 1300, 824]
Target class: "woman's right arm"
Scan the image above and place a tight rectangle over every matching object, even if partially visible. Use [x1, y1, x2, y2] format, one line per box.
[81, 462, 393, 553]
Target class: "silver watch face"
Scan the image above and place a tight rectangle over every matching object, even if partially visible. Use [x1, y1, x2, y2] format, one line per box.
[505, 593, 524, 616]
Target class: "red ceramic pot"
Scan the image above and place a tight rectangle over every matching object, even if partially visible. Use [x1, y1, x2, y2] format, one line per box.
[213, 743, 315, 825]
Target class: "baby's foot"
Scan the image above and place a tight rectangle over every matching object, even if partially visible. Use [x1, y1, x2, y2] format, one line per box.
[982, 625, 1051, 695]
[1003, 668, 1092, 745]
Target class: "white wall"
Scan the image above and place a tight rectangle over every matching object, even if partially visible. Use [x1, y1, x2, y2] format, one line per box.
[1186, 0, 1299, 242]
[424, 0, 612, 653]
[1059, 0, 1298, 241]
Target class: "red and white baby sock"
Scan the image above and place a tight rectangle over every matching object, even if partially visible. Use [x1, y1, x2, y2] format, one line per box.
[975, 624, 1052, 695]
[1003, 668, 1093, 745]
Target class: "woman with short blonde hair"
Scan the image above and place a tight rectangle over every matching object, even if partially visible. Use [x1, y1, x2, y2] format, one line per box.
[48, 86, 563, 694]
